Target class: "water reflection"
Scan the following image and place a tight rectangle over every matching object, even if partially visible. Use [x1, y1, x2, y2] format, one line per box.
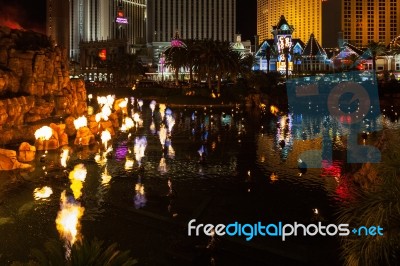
[33, 186, 53, 201]
[1, 101, 400, 263]
[134, 176, 146, 209]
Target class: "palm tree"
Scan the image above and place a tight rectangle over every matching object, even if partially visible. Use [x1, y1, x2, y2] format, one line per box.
[283, 46, 290, 79]
[105, 53, 144, 86]
[345, 53, 359, 70]
[265, 45, 278, 73]
[258, 45, 277, 73]
[164, 45, 187, 86]
[292, 53, 302, 76]
[366, 41, 386, 71]
[239, 53, 256, 80]
[338, 129, 400, 266]
[214, 41, 238, 92]
[19, 238, 137, 265]
[183, 39, 199, 87]
[198, 39, 218, 90]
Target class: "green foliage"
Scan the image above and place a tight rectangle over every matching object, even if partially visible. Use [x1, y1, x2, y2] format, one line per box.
[14, 238, 138, 266]
[338, 129, 400, 266]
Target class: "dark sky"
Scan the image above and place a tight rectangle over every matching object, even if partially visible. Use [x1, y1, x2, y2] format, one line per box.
[236, 0, 257, 42]
[0, 0, 46, 33]
[0, 0, 257, 43]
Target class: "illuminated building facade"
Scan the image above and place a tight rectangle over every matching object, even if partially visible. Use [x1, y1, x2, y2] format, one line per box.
[47, 0, 147, 61]
[256, 0, 323, 45]
[257, 0, 268, 44]
[147, 0, 236, 42]
[342, 0, 400, 46]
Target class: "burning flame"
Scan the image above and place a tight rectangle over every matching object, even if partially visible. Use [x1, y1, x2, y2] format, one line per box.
[121, 117, 134, 131]
[118, 98, 128, 108]
[56, 191, 84, 246]
[33, 186, 53, 200]
[34, 126, 53, 140]
[68, 164, 87, 200]
[73, 116, 88, 130]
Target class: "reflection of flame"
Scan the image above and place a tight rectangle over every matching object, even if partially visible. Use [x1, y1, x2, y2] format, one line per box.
[60, 148, 69, 168]
[134, 136, 147, 166]
[158, 157, 167, 173]
[68, 164, 87, 200]
[73, 116, 88, 130]
[56, 191, 84, 246]
[125, 158, 134, 170]
[168, 145, 175, 159]
[149, 100, 156, 115]
[159, 104, 166, 120]
[132, 113, 142, 128]
[166, 115, 175, 133]
[101, 167, 112, 185]
[270, 105, 279, 115]
[150, 121, 156, 134]
[33, 186, 53, 200]
[101, 130, 112, 150]
[34, 126, 53, 140]
[134, 183, 146, 209]
[270, 173, 278, 183]
[159, 125, 167, 147]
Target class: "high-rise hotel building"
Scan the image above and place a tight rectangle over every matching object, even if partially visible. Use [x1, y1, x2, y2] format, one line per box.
[257, 0, 268, 45]
[342, 0, 400, 46]
[147, 0, 236, 42]
[47, 0, 147, 61]
[256, 0, 323, 45]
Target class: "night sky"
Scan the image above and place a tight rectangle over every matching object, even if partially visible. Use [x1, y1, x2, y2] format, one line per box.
[0, 0, 46, 34]
[0, 0, 257, 43]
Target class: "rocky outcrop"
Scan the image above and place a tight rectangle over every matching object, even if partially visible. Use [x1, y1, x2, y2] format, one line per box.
[18, 142, 36, 162]
[0, 148, 32, 170]
[0, 27, 87, 144]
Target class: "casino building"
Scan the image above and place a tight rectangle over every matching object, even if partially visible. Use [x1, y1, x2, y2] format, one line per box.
[46, 0, 147, 62]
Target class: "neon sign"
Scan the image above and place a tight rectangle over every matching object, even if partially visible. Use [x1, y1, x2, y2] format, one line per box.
[116, 17, 128, 24]
[276, 35, 293, 73]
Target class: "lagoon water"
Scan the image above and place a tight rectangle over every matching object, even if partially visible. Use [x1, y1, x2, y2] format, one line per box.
[0, 100, 399, 265]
